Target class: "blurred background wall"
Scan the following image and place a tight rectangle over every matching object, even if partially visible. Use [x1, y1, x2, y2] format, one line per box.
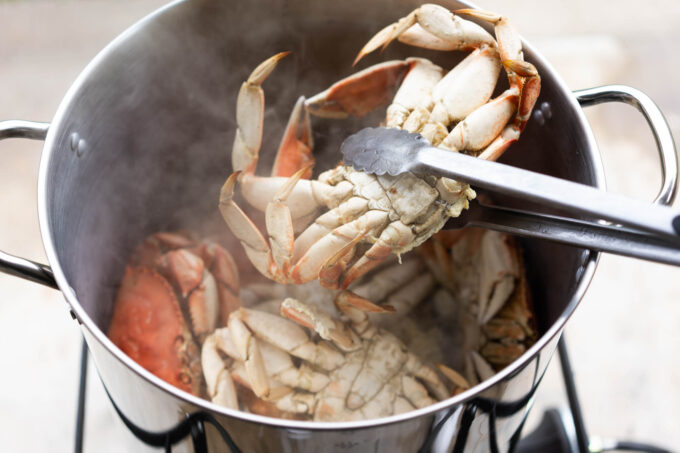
[1, 0, 678, 451]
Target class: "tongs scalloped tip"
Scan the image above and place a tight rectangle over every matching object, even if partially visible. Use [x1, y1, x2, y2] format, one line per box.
[341, 127, 425, 177]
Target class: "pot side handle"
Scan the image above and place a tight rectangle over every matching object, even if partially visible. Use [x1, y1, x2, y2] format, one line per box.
[574, 85, 679, 207]
[0, 120, 58, 289]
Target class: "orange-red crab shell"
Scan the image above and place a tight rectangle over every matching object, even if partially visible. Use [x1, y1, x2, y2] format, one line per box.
[108, 266, 203, 395]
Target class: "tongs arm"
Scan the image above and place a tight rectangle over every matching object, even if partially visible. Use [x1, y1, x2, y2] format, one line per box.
[414, 145, 680, 239]
[460, 203, 680, 266]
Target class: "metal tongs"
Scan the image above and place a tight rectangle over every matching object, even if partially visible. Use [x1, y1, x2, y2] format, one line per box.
[340, 127, 680, 266]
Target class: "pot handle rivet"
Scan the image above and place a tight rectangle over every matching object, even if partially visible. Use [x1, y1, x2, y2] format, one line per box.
[76, 139, 87, 157]
[70, 132, 80, 151]
[70, 132, 87, 157]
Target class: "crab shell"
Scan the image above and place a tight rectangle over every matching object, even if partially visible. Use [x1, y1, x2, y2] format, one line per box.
[108, 265, 203, 395]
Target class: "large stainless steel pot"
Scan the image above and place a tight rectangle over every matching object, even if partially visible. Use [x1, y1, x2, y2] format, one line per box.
[1, 0, 677, 451]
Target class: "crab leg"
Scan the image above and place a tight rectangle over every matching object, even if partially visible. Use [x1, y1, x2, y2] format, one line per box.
[156, 249, 220, 338]
[456, 9, 523, 86]
[290, 210, 390, 285]
[194, 242, 241, 326]
[477, 231, 519, 323]
[265, 167, 307, 276]
[404, 354, 450, 401]
[425, 47, 502, 139]
[384, 58, 443, 129]
[232, 51, 290, 174]
[354, 4, 495, 64]
[228, 312, 270, 398]
[219, 172, 279, 282]
[271, 96, 315, 179]
[374, 273, 435, 316]
[335, 291, 396, 328]
[341, 220, 415, 289]
[293, 197, 369, 262]
[458, 9, 542, 136]
[317, 234, 365, 289]
[237, 307, 345, 371]
[201, 331, 239, 408]
[512, 60, 542, 132]
[350, 256, 423, 301]
[239, 175, 351, 220]
[216, 323, 331, 397]
[221, 169, 353, 283]
[305, 60, 414, 119]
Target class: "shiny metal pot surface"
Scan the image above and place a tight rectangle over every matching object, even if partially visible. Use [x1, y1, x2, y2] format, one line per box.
[1, 0, 677, 452]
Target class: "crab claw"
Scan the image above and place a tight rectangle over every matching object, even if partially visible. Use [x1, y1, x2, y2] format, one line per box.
[280, 298, 361, 352]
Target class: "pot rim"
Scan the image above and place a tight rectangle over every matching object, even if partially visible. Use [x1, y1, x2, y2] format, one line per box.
[37, 0, 604, 431]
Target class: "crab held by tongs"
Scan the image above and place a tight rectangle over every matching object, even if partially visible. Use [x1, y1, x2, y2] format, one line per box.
[219, 4, 541, 291]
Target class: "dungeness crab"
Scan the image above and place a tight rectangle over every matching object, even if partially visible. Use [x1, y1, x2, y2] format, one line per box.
[201, 295, 455, 421]
[108, 232, 241, 395]
[219, 4, 541, 291]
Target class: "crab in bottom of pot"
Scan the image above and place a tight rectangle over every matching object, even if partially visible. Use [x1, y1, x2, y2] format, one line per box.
[420, 228, 537, 383]
[108, 232, 241, 396]
[201, 294, 460, 421]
